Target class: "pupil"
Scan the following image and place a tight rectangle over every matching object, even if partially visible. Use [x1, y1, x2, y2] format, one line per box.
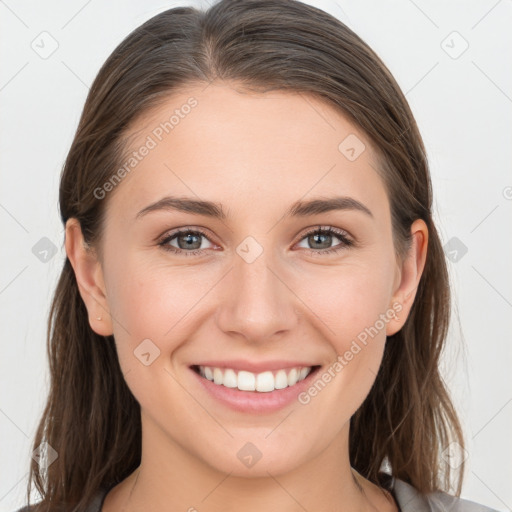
[180, 233, 200, 249]
[311, 233, 330, 249]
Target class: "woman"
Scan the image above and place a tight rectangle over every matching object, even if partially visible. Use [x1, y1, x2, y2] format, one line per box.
[15, 0, 498, 511]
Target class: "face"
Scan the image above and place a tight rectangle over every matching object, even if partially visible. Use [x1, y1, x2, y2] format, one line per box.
[69, 81, 425, 479]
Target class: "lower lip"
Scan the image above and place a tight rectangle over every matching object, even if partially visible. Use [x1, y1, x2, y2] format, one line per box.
[189, 366, 321, 414]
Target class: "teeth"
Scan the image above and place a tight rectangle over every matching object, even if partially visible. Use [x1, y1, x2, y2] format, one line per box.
[275, 370, 288, 389]
[238, 370, 255, 391]
[299, 367, 309, 380]
[288, 368, 298, 386]
[256, 371, 274, 392]
[223, 368, 238, 388]
[213, 367, 223, 385]
[197, 365, 313, 392]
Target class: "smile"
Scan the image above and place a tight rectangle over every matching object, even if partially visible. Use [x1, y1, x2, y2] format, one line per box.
[194, 365, 314, 392]
[189, 361, 322, 413]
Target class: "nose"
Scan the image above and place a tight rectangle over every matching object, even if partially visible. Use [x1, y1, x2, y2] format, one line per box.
[215, 245, 299, 344]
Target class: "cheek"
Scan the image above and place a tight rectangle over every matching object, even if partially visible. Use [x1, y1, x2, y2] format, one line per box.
[295, 259, 395, 347]
[103, 256, 167, 355]
[292, 261, 394, 413]
[104, 259, 204, 416]
[107, 251, 196, 332]
[104, 254, 224, 377]
[106, 240, 395, 390]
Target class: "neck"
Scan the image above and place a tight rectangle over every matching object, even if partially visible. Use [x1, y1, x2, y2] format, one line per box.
[103, 414, 395, 512]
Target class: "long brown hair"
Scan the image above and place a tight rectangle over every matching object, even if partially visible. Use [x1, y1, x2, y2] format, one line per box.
[26, 0, 465, 510]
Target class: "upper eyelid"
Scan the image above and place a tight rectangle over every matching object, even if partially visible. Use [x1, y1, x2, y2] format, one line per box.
[159, 226, 352, 247]
[158, 227, 213, 244]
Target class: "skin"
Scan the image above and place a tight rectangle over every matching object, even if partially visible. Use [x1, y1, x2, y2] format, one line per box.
[66, 81, 427, 512]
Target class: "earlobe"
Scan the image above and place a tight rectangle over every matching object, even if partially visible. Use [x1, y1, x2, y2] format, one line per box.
[386, 219, 428, 336]
[65, 218, 113, 336]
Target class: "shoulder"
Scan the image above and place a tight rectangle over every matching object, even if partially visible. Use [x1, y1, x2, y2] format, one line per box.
[391, 477, 501, 512]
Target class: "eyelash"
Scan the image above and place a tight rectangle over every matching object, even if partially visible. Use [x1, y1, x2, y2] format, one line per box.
[157, 226, 354, 257]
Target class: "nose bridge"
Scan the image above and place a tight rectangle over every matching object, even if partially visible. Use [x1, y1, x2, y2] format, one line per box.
[215, 238, 297, 341]
[235, 246, 278, 305]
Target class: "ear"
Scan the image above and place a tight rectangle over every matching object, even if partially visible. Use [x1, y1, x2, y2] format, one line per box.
[65, 218, 113, 336]
[386, 218, 428, 336]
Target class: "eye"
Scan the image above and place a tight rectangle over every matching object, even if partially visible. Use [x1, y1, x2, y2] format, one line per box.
[295, 226, 353, 255]
[158, 228, 216, 257]
[157, 225, 354, 257]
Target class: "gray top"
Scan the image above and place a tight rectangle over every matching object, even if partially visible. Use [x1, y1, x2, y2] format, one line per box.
[390, 477, 499, 511]
[14, 475, 500, 511]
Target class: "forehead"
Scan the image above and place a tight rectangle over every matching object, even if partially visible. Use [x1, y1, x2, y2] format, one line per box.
[106, 81, 389, 221]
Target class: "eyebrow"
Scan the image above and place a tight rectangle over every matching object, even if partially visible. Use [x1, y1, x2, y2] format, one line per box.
[135, 195, 373, 220]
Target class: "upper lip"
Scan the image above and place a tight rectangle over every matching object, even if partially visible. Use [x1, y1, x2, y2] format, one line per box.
[191, 360, 320, 373]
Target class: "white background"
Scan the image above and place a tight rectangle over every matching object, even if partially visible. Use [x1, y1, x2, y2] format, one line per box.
[1, 1, 511, 511]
